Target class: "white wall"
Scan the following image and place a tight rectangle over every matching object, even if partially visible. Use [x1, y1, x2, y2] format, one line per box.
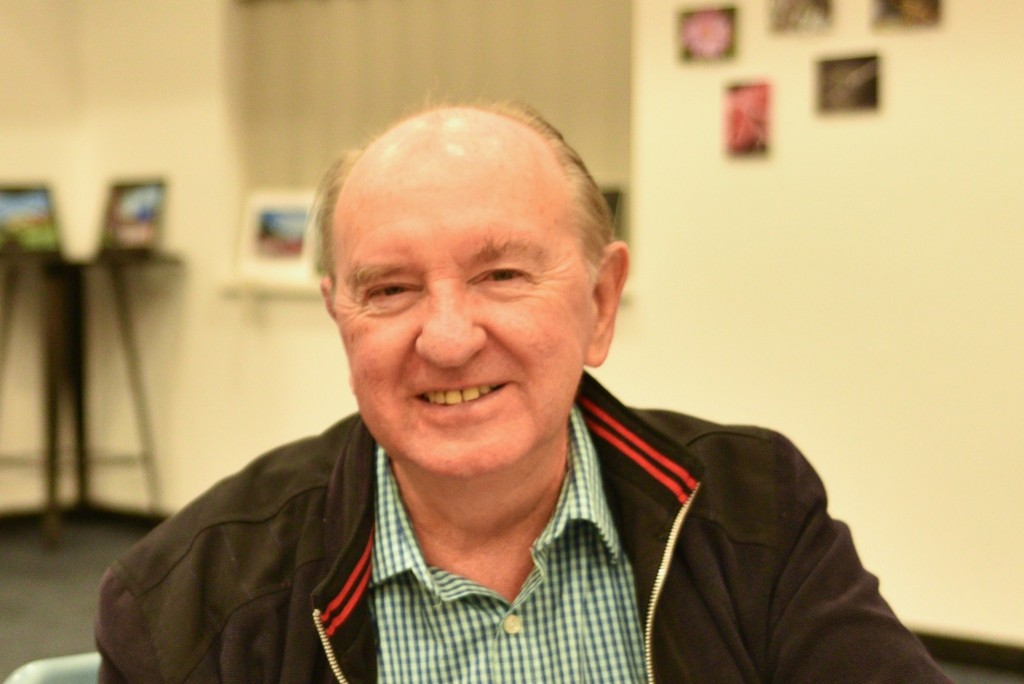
[624, 0, 1023, 645]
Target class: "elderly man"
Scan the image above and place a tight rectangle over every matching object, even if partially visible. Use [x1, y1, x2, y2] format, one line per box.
[96, 103, 950, 683]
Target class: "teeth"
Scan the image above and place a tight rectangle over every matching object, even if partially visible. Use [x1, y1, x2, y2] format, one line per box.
[425, 385, 494, 405]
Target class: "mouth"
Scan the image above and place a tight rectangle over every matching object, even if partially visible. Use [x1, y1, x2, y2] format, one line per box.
[421, 384, 499, 406]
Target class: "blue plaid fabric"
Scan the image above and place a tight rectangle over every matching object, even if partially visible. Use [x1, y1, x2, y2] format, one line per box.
[371, 405, 645, 683]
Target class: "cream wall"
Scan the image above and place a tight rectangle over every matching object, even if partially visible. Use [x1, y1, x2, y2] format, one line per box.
[1, 0, 1021, 648]
[0, 0, 631, 511]
[622, 0, 1023, 645]
[0, 0, 82, 504]
[0, 0, 351, 511]
[237, 0, 632, 202]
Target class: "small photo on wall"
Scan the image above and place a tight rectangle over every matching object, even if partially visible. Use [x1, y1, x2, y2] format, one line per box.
[677, 7, 737, 62]
[770, 0, 831, 33]
[725, 81, 771, 157]
[873, 0, 940, 28]
[817, 55, 880, 113]
[234, 190, 317, 288]
[256, 205, 307, 258]
[103, 179, 166, 250]
[0, 185, 60, 251]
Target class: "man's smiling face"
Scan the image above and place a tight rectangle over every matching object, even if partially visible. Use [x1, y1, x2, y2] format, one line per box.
[321, 108, 621, 483]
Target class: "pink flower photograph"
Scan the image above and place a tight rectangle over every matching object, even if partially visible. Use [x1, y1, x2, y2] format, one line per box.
[678, 7, 737, 62]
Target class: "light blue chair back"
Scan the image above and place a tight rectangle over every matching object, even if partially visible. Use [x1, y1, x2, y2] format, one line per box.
[2, 652, 100, 684]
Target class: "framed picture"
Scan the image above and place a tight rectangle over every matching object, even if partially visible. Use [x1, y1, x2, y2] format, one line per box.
[234, 190, 317, 288]
[873, 0, 939, 28]
[725, 81, 771, 156]
[0, 185, 60, 252]
[770, 0, 831, 33]
[817, 55, 880, 113]
[677, 7, 737, 62]
[102, 179, 167, 250]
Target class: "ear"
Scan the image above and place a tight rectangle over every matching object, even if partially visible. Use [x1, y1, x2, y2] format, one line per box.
[320, 275, 338, 322]
[585, 241, 629, 367]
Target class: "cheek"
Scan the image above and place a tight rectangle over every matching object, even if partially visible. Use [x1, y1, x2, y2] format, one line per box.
[338, 318, 377, 385]
[499, 305, 594, 366]
[340, 316, 416, 380]
[338, 320, 362, 366]
[340, 320, 362, 350]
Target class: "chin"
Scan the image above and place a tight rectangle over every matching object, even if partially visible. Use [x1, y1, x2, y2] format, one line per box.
[392, 440, 530, 482]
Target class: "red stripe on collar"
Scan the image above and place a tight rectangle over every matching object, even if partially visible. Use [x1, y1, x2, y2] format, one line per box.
[580, 397, 698, 504]
[321, 531, 373, 636]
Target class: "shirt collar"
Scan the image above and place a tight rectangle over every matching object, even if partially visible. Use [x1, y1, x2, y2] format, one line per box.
[534, 405, 623, 561]
[371, 404, 624, 589]
[371, 443, 429, 588]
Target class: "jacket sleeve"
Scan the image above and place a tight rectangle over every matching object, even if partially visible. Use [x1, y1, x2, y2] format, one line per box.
[95, 563, 166, 683]
[766, 434, 952, 683]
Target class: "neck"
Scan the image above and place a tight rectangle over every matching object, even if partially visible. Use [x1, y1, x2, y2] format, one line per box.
[391, 448, 567, 602]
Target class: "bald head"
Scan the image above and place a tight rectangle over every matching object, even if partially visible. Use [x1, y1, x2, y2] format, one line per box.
[315, 103, 615, 284]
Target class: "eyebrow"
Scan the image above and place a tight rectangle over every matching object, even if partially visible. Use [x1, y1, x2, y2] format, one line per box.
[471, 236, 546, 267]
[345, 264, 405, 294]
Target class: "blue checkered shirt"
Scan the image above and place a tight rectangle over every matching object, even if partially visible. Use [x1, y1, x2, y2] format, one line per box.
[370, 405, 645, 683]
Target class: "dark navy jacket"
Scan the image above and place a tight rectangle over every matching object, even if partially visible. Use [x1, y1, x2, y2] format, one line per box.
[96, 373, 950, 682]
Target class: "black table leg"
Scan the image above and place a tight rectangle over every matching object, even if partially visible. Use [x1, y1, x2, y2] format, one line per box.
[41, 263, 87, 542]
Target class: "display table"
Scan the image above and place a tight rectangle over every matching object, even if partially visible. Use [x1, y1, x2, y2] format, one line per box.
[0, 248, 181, 539]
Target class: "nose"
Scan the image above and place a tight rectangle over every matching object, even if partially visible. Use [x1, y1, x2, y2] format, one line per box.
[414, 287, 486, 368]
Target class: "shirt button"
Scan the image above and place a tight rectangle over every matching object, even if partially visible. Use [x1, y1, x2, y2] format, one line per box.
[502, 614, 523, 635]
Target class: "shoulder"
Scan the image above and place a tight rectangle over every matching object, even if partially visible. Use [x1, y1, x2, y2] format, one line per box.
[578, 374, 822, 546]
[96, 415, 369, 682]
[636, 408, 824, 547]
[111, 414, 365, 599]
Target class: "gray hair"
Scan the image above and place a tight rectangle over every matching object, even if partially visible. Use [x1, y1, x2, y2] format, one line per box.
[314, 101, 614, 282]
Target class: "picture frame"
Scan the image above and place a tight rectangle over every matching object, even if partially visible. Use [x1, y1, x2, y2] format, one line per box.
[817, 55, 881, 113]
[0, 184, 60, 252]
[725, 81, 771, 156]
[770, 0, 831, 33]
[873, 0, 940, 28]
[102, 179, 167, 250]
[234, 190, 318, 289]
[677, 7, 738, 62]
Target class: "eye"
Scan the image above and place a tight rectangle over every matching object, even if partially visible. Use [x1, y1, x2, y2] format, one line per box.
[370, 284, 409, 298]
[361, 283, 419, 313]
[485, 269, 523, 282]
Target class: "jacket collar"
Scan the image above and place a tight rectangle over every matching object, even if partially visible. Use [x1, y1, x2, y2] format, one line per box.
[310, 415, 377, 683]
[577, 373, 701, 508]
[309, 372, 705, 681]
[576, 373, 704, 626]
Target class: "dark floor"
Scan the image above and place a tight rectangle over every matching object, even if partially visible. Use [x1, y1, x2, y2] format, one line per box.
[1, 513, 1022, 682]
[0, 511, 153, 679]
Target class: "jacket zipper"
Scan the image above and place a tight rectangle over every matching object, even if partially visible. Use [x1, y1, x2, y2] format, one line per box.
[644, 484, 700, 684]
[313, 484, 699, 684]
[312, 609, 349, 684]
